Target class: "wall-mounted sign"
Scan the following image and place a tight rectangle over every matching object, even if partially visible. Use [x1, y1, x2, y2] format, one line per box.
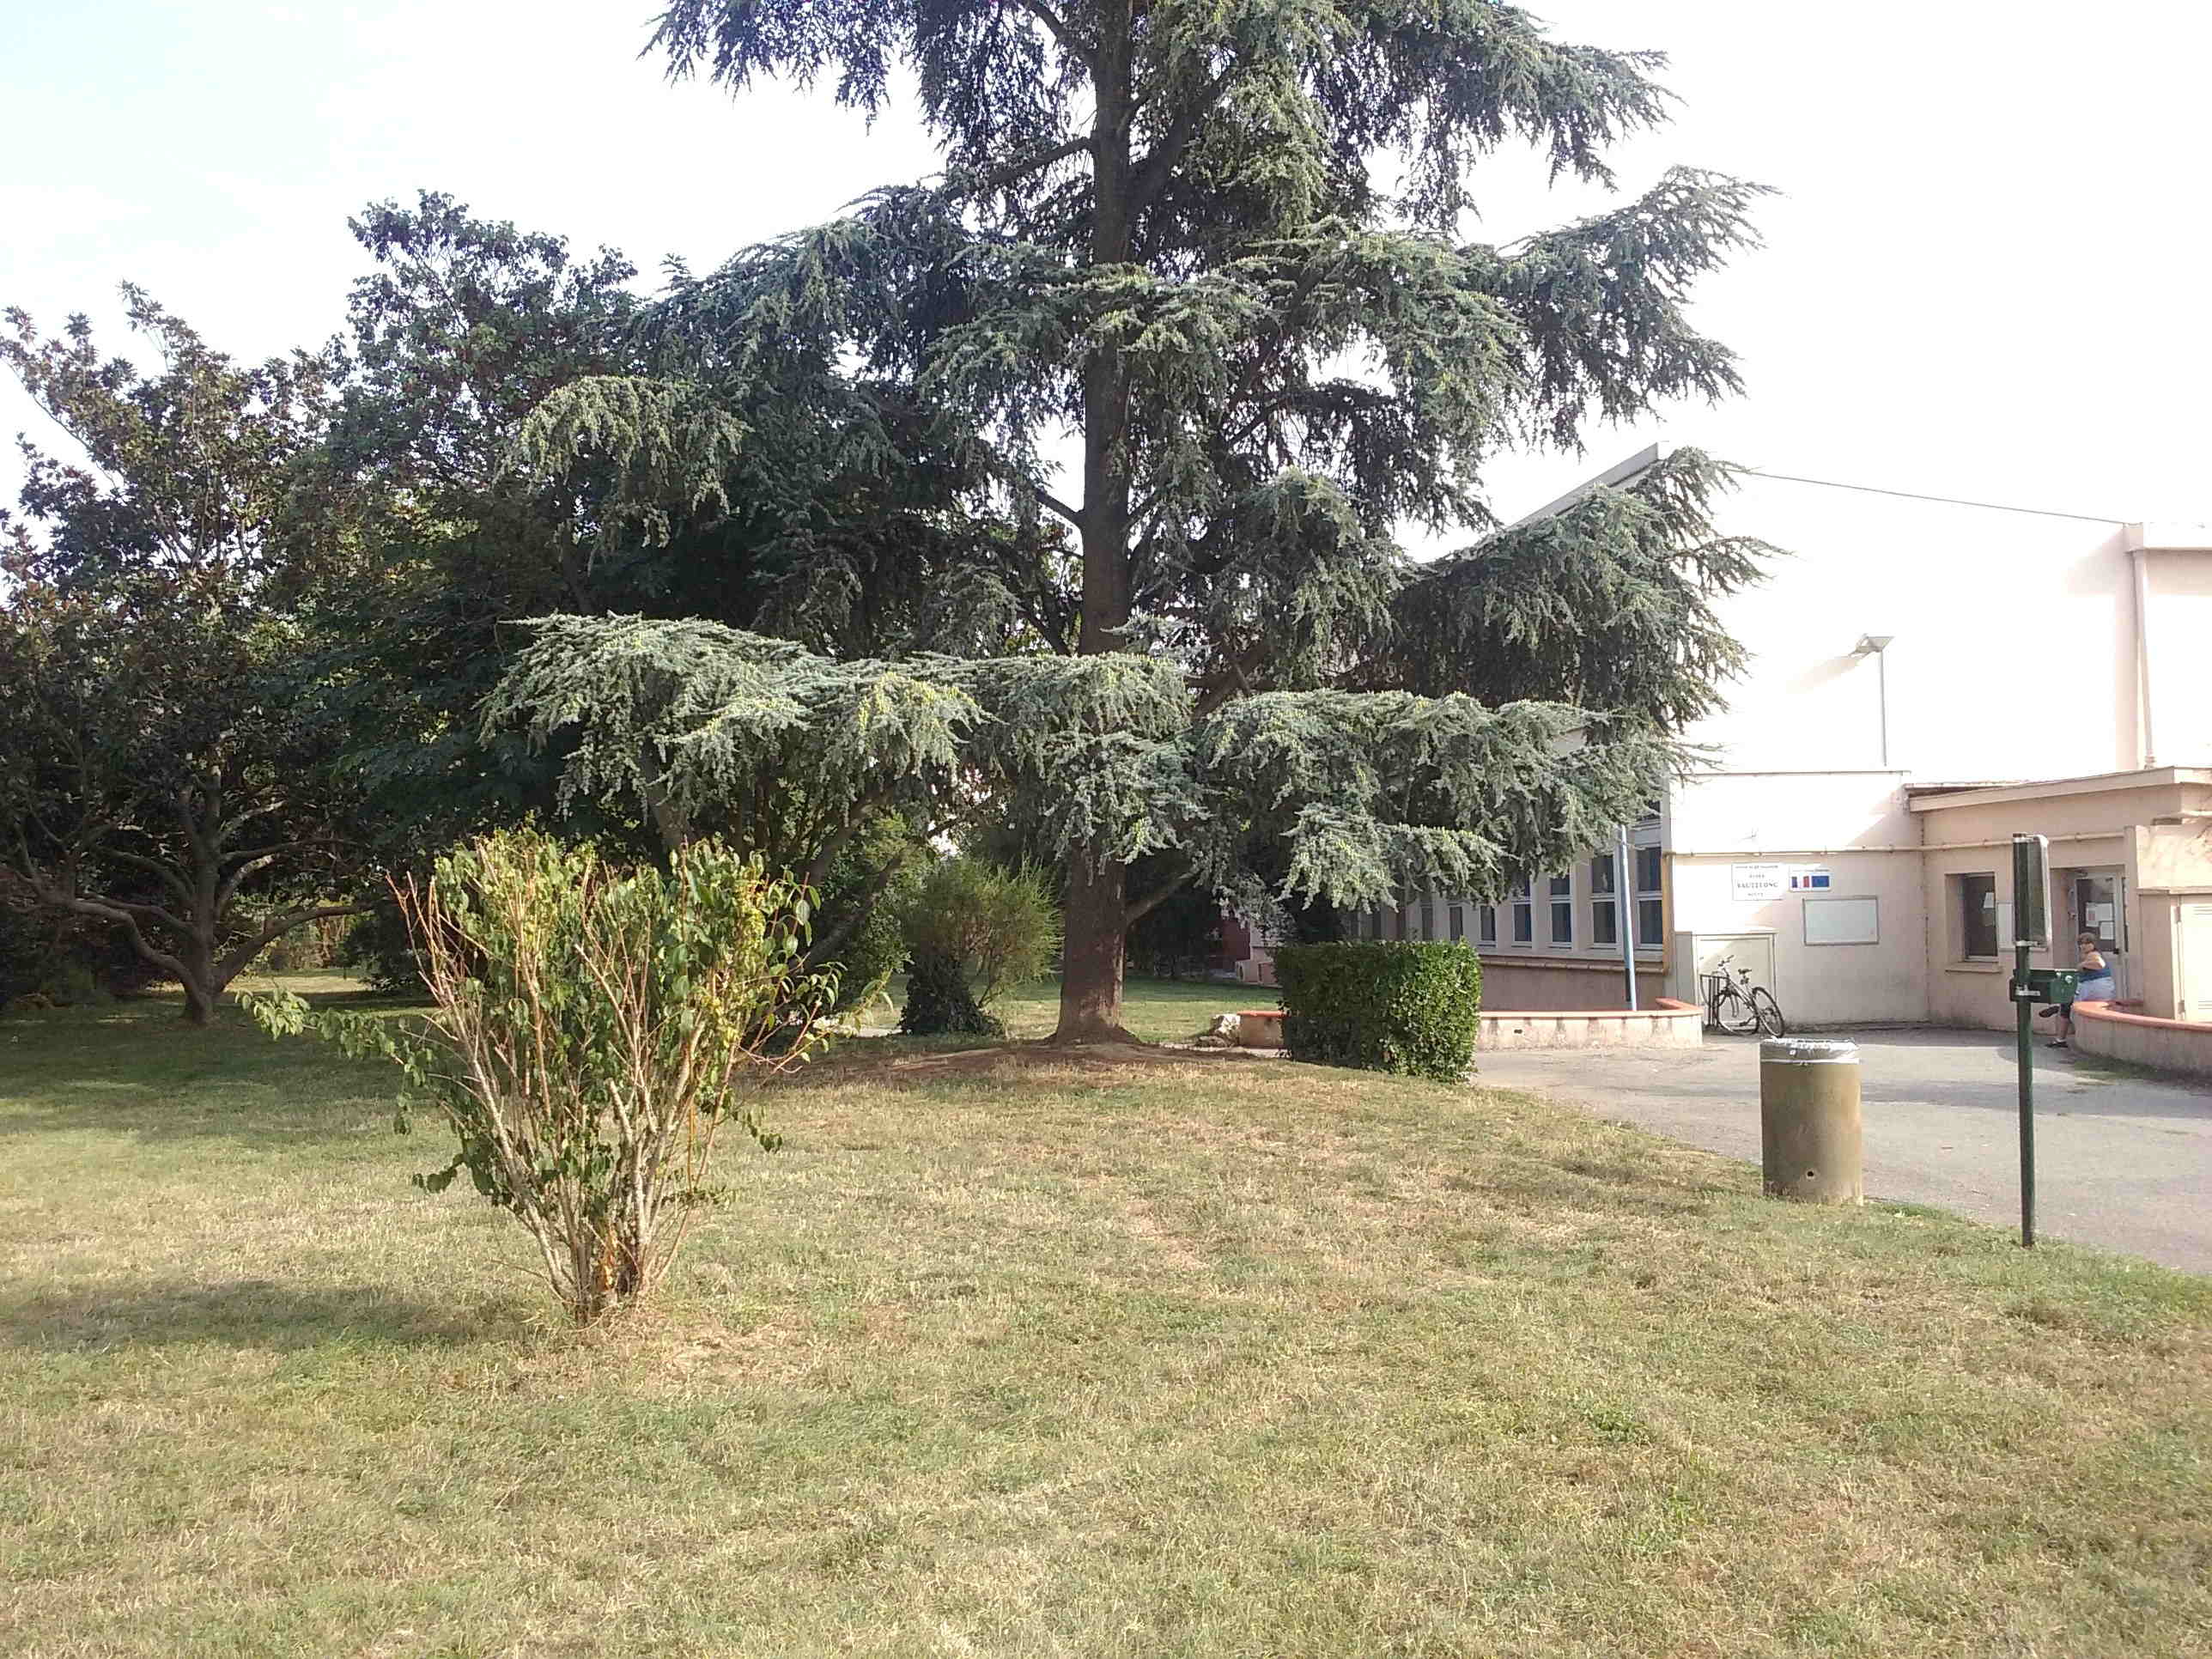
[1731, 862, 1788, 902]
[1789, 866, 1832, 891]
[1804, 895, 1878, 945]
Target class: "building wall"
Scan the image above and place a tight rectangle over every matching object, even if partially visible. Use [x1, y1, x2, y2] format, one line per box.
[1649, 466, 2212, 1031]
[2145, 541, 2212, 765]
[1683, 476, 2148, 781]
[1918, 842, 2056, 1029]
[1668, 769, 1917, 854]
[1908, 775, 2212, 1024]
[1243, 468, 2212, 1039]
[1669, 848, 1926, 1025]
[2135, 809, 2212, 1018]
[1911, 775, 2200, 845]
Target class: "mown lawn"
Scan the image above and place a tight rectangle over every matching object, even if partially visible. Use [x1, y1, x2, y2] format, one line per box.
[3, 976, 2209, 1657]
[854, 972, 1241, 1042]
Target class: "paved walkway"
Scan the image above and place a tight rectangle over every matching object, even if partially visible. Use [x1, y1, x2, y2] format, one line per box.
[1474, 1028, 2212, 1273]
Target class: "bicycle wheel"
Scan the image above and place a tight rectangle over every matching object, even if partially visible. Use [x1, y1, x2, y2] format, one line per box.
[1749, 986, 1787, 1037]
[1713, 986, 1759, 1035]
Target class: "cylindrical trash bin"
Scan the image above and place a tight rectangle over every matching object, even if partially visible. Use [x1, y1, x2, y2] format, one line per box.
[1759, 1037, 1862, 1205]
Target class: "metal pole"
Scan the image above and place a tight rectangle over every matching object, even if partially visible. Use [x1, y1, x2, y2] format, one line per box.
[1876, 648, 1890, 769]
[1617, 824, 1638, 1011]
[2014, 938, 2035, 1248]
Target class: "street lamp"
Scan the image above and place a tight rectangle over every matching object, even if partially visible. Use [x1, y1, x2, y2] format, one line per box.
[1852, 635, 1895, 767]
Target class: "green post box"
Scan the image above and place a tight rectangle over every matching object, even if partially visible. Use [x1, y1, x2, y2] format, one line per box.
[2023, 968, 2079, 1004]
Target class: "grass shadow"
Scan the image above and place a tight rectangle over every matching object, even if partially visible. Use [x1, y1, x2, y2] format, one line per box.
[0, 994, 422, 1149]
[0, 1276, 515, 1354]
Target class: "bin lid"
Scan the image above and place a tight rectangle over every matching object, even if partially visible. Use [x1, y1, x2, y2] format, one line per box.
[1759, 1037, 1859, 1065]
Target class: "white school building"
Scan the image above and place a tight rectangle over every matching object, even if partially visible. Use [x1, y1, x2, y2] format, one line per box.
[1304, 448, 2212, 1044]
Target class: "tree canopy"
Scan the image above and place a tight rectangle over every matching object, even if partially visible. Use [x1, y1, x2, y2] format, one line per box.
[491, 0, 1772, 1039]
[1, 4, 1778, 1041]
[0, 293, 367, 1022]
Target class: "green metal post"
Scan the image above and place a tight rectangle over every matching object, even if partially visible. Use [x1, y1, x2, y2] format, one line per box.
[2010, 832, 2049, 1251]
[2014, 939, 2035, 1248]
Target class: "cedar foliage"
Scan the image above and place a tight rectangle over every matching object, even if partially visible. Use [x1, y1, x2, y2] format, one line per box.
[504, 0, 1776, 1041]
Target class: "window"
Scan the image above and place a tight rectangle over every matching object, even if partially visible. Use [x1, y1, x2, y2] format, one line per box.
[1636, 845, 1662, 892]
[1510, 875, 1533, 944]
[1478, 904, 1496, 945]
[1549, 873, 1573, 945]
[1449, 904, 1465, 942]
[1419, 897, 1435, 941]
[1590, 853, 1618, 947]
[1592, 906, 1619, 947]
[1959, 872, 1998, 959]
[1634, 846, 1664, 947]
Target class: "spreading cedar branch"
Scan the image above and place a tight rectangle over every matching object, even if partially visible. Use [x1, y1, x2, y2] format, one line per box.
[511, 0, 1778, 1039]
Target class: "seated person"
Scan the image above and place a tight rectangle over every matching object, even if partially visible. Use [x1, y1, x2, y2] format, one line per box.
[2051, 933, 2116, 1048]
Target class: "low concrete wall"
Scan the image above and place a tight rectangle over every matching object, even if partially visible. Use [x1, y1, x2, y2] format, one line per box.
[1479, 957, 1662, 1012]
[1235, 1009, 1284, 1048]
[2072, 1000, 2212, 1080]
[1477, 999, 1704, 1053]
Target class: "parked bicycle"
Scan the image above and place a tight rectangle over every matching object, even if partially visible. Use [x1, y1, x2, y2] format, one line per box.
[1703, 955, 1786, 1036]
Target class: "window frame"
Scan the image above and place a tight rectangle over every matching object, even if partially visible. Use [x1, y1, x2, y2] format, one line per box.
[1633, 842, 1664, 949]
[1957, 872, 2000, 961]
[1591, 849, 1620, 948]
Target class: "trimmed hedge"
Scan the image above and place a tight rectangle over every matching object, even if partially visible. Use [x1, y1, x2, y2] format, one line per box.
[1273, 941, 1482, 1081]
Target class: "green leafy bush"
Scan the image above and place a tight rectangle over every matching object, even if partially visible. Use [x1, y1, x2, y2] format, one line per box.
[247, 830, 836, 1326]
[339, 902, 427, 996]
[1273, 942, 1482, 1082]
[899, 947, 1003, 1038]
[898, 857, 1059, 1036]
[1, 885, 166, 1010]
[816, 817, 924, 1012]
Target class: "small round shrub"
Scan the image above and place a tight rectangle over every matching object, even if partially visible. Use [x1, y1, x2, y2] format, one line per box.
[898, 858, 1059, 1035]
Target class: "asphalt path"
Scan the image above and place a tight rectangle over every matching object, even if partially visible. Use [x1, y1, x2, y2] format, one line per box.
[1474, 1027, 2212, 1273]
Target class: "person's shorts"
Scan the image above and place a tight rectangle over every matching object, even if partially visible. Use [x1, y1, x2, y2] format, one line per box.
[2068, 975, 2116, 1006]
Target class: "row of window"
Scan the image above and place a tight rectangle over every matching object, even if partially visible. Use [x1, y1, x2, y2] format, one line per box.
[1361, 847, 1666, 952]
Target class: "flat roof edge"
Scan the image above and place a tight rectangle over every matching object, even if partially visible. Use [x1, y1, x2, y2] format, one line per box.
[1909, 766, 2212, 811]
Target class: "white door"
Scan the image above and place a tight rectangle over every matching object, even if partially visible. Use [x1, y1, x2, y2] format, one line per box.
[2068, 868, 2130, 999]
[1691, 933, 1777, 1000]
[2181, 902, 2212, 1022]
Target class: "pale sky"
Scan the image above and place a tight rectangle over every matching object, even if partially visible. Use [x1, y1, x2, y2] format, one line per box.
[3, 0, 2208, 535]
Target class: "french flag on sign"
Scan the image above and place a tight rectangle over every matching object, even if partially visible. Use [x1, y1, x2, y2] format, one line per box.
[1790, 872, 1831, 890]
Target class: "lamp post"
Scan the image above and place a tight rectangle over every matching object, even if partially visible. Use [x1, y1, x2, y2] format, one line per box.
[1616, 823, 1638, 1010]
[1852, 635, 1895, 767]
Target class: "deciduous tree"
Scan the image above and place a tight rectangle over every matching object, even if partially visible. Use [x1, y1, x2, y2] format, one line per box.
[0, 294, 365, 1024]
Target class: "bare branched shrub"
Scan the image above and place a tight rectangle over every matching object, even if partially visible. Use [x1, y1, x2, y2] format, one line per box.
[249, 830, 835, 1325]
